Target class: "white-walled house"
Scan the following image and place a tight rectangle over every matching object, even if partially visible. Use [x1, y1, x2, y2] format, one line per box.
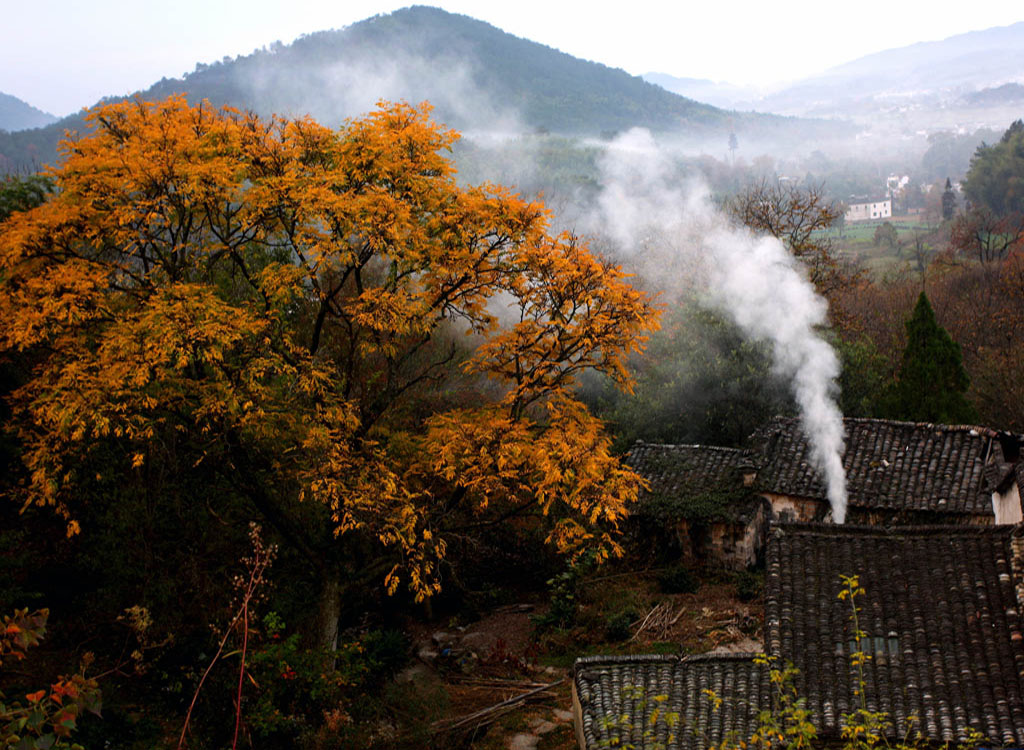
[845, 196, 892, 222]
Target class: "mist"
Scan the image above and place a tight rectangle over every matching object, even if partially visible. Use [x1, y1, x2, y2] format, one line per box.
[582, 129, 849, 523]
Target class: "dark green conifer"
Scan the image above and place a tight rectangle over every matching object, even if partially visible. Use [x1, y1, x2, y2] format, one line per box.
[941, 177, 955, 221]
[885, 292, 976, 423]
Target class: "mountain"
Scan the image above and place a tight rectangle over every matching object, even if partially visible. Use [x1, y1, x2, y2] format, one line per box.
[0, 6, 843, 172]
[0, 92, 58, 132]
[961, 82, 1024, 106]
[641, 73, 762, 110]
[756, 22, 1024, 121]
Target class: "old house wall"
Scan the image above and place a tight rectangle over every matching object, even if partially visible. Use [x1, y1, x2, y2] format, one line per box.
[762, 493, 823, 522]
[993, 483, 1023, 525]
[708, 505, 768, 569]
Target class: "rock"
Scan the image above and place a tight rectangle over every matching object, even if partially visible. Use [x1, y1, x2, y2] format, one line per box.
[431, 631, 456, 647]
[529, 718, 558, 735]
[396, 662, 434, 683]
[507, 733, 539, 750]
[552, 708, 574, 722]
[416, 647, 438, 662]
[460, 631, 496, 652]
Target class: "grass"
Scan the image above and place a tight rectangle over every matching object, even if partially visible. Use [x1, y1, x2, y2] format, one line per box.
[809, 214, 946, 279]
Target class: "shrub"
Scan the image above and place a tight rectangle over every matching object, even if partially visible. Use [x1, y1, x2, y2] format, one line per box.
[604, 611, 636, 642]
[735, 570, 762, 602]
[657, 565, 699, 594]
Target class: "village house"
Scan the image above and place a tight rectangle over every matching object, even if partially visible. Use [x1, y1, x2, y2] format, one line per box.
[844, 196, 892, 221]
[753, 417, 1023, 526]
[625, 443, 767, 569]
[625, 418, 1024, 569]
[573, 523, 1024, 749]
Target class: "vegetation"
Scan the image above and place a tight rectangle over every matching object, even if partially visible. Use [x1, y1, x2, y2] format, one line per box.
[726, 180, 849, 296]
[656, 565, 700, 595]
[0, 609, 102, 750]
[0, 174, 52, 223]
[4, 35, 1024, 745]
[883, 292, 976, 424]
[0, 95, 658, 747]
[963, 120, 1024, 217]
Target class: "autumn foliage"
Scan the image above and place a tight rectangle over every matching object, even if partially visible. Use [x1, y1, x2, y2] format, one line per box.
[0, 96, 658, 601]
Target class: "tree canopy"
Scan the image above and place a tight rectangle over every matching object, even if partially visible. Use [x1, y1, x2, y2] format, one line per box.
[962, 120, 1024, 218]
[884, 292, 975, 424]
[0, 96, 658, 610]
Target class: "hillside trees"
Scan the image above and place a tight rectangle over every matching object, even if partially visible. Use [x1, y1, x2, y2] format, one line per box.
[0, 96, 658, 646]
[963, 120, 1024, 217]
[726, 180, 852, 298]
[884, 292, 976, 424]
[0, 174, 53, 223]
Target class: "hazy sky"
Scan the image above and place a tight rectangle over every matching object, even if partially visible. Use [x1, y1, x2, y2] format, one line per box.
[5, 1, 1023, 117]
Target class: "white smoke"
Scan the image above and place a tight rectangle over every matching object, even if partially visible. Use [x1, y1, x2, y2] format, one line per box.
[588, 128, 848, 523]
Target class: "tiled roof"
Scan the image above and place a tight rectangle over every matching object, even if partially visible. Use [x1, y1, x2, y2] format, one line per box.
[626, 443, 753, 497]
[625, 443, 763, 522]
[753, 417, 1001, 515]
[573, 654, 768, 750]
[766, 523, 1024, 746]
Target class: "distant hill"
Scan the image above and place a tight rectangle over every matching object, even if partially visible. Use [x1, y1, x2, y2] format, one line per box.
[0, 6, 842, 172]
[0, 92, 57, 132]
[756, 22, 1024, 118]
[961, 82, 1024, 106]
[642, 73, 761, 110]
[141, 6, 738, 135]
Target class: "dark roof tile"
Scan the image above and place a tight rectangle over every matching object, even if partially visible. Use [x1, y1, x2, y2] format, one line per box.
[574, 654, 768, 750]
[766, 523, 1024, 745]
[626, 443, 753, 498]
[754, 417, 1001, 515]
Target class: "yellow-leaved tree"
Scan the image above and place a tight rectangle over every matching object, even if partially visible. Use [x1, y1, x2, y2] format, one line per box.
[0, 96, 658, 645]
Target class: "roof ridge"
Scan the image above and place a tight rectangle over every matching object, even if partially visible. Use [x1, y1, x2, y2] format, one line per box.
[573, 651, 765, 673]
[770, 521, 1016, 537]
[760, 414, 1001, 436]
[630, 441, 747, 452]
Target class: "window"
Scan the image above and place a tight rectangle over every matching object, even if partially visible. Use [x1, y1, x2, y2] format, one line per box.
[836, 633, 899, 657]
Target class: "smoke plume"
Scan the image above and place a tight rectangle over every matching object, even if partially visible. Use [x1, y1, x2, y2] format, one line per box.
[587, 129, 848, 522]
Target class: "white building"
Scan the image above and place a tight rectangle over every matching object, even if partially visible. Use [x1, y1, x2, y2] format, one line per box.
[845, 197, 891, 222]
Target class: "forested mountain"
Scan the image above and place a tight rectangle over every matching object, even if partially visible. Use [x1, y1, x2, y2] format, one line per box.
[0, 6, 842, 172]
[0, 92, 57, 132]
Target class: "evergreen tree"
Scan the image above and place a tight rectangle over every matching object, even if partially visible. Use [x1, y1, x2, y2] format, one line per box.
[885, 292, 976, 423]
[963, 120, 1024, 217]
[941, 177, 956, 221]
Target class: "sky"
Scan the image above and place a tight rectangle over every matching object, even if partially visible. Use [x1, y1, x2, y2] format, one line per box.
[5, 0, 1023, 117]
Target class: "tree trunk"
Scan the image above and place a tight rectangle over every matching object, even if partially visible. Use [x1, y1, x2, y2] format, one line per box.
[318, 576, 342, 652]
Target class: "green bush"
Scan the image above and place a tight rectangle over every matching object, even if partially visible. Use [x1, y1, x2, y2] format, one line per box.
[735, 570, 762, 602]
[360, 629, 409, 680]
[604, 611, 636, 642]
[657, 565, 700, 594]
[533, 550, 598, 630]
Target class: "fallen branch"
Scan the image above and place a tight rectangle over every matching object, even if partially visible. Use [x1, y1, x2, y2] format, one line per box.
[447, 677, 554, 689]
[432, 678, 565, 733]
[630, 602, 664, 637]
